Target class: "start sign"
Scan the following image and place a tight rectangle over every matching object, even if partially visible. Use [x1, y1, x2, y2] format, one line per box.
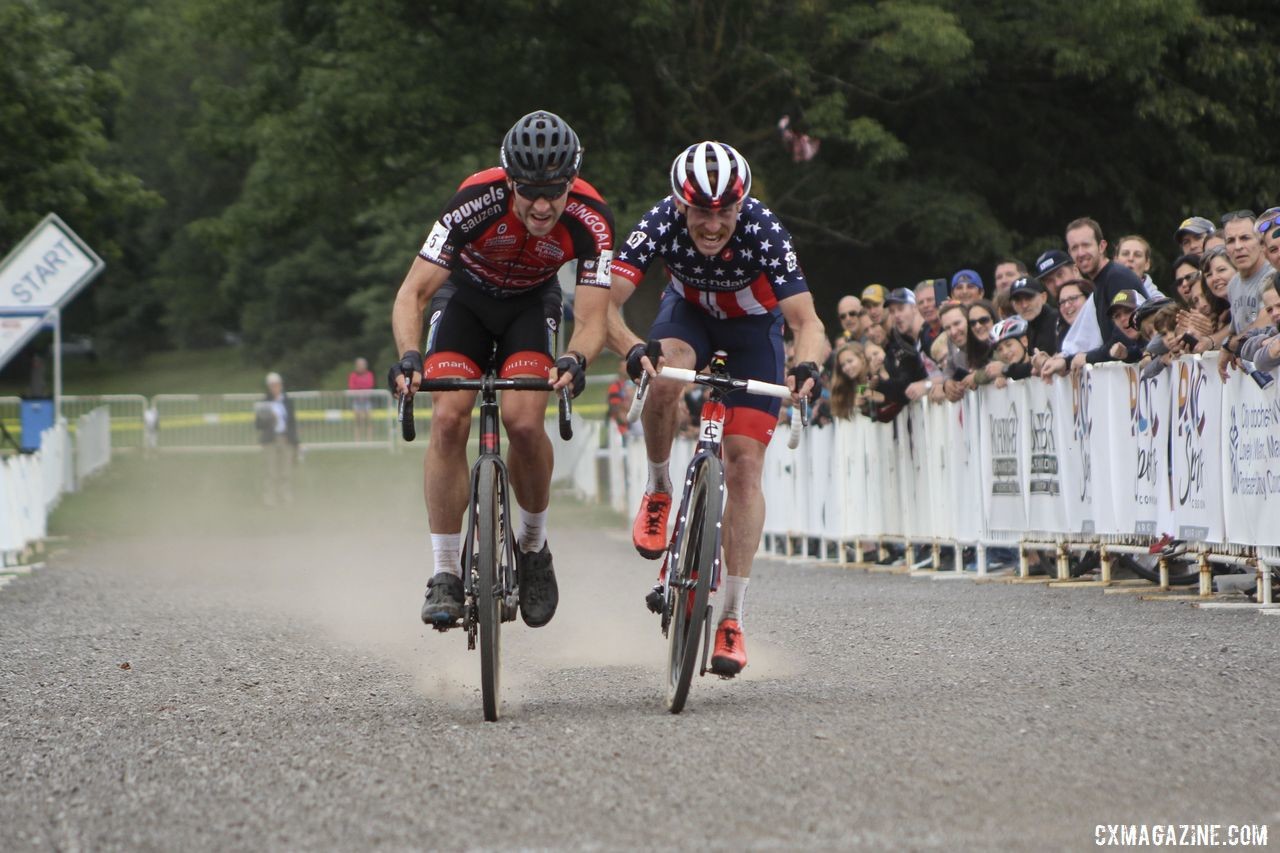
[0, 213, 104, 312]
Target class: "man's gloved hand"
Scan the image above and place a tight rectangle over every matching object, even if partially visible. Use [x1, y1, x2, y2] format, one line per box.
[388, 350, 424, 396]
[626, 339, 663, 383]
[788, 360, 822, 400]
[555, 352, 587, 398]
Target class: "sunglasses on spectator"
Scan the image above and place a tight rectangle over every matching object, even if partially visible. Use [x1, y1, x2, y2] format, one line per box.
[513, 180, 571, 200]
[1255, 209, 1280, 235]
[840, 310, 864, 319]
[1220, 209, 1256, 225]
[969, 315, 993, 327]
[1174, 271, 1201, 288]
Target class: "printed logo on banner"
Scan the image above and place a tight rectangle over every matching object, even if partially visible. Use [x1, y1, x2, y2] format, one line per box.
[1175, 359, 1208, 511]
[1228, 397, 1280, 498]
[1127, 370, 1162, 523]
[1072, 370, 1093, 509]
[1029, 400, 1060, 495]
[988, 403, 1020, 495]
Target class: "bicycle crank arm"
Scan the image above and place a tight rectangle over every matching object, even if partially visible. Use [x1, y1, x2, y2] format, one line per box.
[698, 603, 714, 677]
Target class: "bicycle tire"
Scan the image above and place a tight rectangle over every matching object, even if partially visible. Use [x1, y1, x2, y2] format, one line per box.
[475, 459, 504, 722]
[666, 458, 722, 714]
[1116, 554, 1200, 587]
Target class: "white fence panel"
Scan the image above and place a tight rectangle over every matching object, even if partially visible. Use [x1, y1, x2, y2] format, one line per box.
[75, 406, 112, 484]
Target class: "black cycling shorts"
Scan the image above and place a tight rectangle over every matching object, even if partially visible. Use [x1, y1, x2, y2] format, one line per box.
[423, 276, 562, 379]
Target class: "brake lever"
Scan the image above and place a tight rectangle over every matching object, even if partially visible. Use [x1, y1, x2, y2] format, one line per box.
[398, 369, 416, 442]
[558, 387, 573, 440]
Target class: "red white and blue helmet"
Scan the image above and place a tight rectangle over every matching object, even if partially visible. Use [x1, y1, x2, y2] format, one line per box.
[991, 316, 1029, 345]
[669, 141, 751, 209]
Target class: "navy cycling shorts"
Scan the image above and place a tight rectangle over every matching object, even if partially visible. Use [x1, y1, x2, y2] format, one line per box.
[648, 290, 785, 444]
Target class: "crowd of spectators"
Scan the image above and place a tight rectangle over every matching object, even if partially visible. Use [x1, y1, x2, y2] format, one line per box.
[818, 211, 1280, 426]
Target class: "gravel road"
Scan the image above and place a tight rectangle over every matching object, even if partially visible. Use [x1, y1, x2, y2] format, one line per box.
[1, 455, 1276, 851]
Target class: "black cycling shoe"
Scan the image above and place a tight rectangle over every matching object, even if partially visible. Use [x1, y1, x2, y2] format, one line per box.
[517, 543, 558, 628]
[421, 573, 464, 627]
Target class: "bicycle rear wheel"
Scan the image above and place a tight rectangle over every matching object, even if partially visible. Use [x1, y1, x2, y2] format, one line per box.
[665, 458, 722, 713]
[474, 459, 504, 722]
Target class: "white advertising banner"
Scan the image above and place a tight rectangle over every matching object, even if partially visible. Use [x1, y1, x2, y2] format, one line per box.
[1169, 355, 1225, 542]
[1091, 364, 1168, 536]
[978, 382, 1028, 532]
[950, 395, 986, 543]
[1024, 379, 1067, 533]
[1053, 369, 1095, 534]
[1221, 369, 1280, 546]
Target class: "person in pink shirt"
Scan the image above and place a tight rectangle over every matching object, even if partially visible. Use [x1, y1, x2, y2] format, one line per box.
[347, 357, 376, 442]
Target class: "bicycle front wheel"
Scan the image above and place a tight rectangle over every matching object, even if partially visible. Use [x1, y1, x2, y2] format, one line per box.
[474, 458, 504, 722]
[666, 458, 723, 713]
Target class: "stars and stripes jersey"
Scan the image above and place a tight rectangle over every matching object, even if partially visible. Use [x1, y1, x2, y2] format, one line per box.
[611, 196, 809, 319]
[417, 167, 615, 298]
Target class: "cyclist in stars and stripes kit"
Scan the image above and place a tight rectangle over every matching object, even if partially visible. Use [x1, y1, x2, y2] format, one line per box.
[607, 141, 828, 675]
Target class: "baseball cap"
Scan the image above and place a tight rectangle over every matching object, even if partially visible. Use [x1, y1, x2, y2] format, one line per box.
[1107, 289, 1144, 316]
[1008, 276, 1045, 298]
[1034, 249, 1072, 278]
[949, 269, 983, 292]
[861, 283, 889, 305]
[1132, 295, 1175, 329]
[883, 287, 917, 307]
[1174, 216, 1215, 239]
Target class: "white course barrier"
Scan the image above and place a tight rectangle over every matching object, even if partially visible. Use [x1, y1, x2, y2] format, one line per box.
[607, 355, 1280, 600]
[75, 406, 111, 484]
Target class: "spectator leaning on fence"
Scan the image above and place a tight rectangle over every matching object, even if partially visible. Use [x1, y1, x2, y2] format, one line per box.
[1171, 253, 1202, 306]
[929, 301, 971, 402]
[992, 258, 1026, 296]
[914, 280, 942, 352]
[1175, 215, 1216, 255]
[861, 284, 888, 332]
[829, 342, 870, 420]
[961, 299, 997, 389]
[254, 372, 299, 506]
[1115, 234, 1156, 296]
[949, 269, 984, 305]
[833, 294, 866, 346]
[876, 288, 931, 419]
[1258, 208, 1280, 275]
[1006, 276, 1058, 372]
[1038, 278, 1094, 378]
[1237, 277, 1280, 371]
[1220, 210, 1272, 336]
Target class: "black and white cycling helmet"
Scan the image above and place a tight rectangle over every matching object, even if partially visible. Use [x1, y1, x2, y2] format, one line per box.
[500, 110, 582, 183]
[991, 316, 1029, 345]
[670, 141, 752, 209]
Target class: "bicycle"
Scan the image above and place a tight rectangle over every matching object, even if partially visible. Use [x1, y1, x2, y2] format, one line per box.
[628, 350, 805, 713]
[398, 363, 573, 722]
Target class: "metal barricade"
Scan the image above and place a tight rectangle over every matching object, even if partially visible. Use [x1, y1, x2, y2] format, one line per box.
[152, 390, 395, 451]
[61, 394, 148, 450]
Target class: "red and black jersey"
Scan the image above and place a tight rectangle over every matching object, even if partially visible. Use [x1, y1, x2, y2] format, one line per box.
[418, 167, 615, 297]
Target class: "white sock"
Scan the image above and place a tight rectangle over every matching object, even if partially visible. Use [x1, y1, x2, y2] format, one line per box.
[518, 507, 548, 554]
[720, 575, 749, 625]
[647, 458, 672, 494]
[431, 533, 462, 579]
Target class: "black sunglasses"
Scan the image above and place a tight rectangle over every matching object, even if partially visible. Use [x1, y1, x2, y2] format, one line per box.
[514, 180, 571, 201]
[840, 310, 864, 319]
[969, 315, 993, 327]
[1221, 209, 1256, 225]
[1174, 271, 1201, 288]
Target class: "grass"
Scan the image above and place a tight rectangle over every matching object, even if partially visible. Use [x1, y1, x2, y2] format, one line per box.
[4, 348, 625, 410]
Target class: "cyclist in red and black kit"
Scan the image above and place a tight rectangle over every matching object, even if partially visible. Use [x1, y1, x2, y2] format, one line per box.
[389, 111, 615, 629]
[607, 141, 827, 675]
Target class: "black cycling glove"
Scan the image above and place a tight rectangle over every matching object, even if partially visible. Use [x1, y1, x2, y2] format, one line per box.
[789, 361, 822, 400]
[626, 339, 663, 383]
[388, 350, 424, 394]
[555, 351, 588, 398]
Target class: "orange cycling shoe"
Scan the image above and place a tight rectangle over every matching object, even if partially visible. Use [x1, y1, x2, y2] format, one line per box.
[632, 491, 672, 559]
[710, 618, 747, 676]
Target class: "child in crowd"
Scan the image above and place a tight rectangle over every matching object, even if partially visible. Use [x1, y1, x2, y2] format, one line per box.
[829, 342, 870, 420]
